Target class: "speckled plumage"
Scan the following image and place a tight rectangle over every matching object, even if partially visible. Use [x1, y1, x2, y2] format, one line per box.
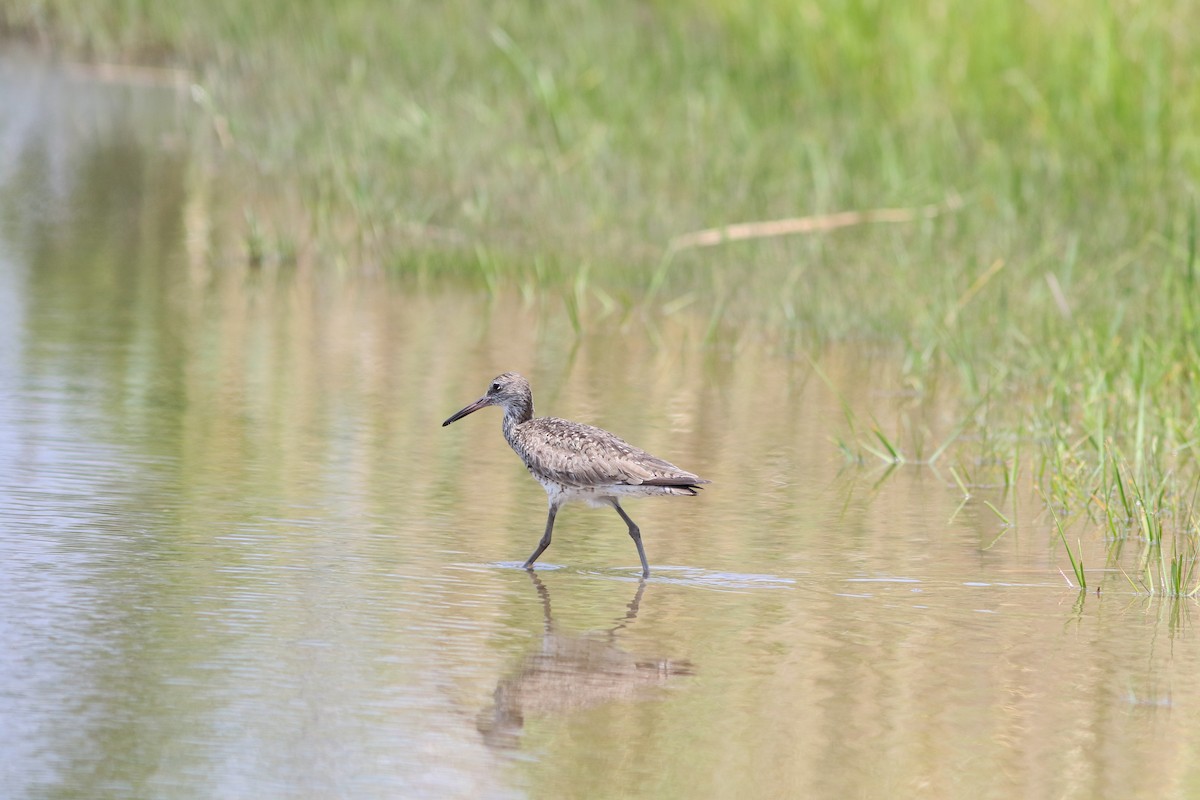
[442, 372, 709, 577]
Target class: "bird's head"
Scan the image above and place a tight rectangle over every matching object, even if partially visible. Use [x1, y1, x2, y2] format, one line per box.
[442, 372, 533, 426]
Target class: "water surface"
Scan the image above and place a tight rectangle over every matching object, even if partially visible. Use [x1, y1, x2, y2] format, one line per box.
[1, 53, 1198, 800]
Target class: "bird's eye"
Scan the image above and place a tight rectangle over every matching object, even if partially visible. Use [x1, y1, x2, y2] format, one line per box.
[490, 382, 502, 393]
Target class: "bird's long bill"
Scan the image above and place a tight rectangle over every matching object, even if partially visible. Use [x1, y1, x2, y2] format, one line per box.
[441, 395, 492, 427]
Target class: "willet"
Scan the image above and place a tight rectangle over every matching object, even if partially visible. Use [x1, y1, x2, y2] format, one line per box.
[442, 372, 709, 577]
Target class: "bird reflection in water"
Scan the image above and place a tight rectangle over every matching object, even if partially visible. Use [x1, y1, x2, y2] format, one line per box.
[477, 573, 695, 749]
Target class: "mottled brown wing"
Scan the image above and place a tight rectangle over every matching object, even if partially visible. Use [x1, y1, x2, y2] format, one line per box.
[514, 418, 704, 489]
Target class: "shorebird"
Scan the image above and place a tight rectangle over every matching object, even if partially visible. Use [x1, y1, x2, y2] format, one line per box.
[442, 372, 709, 578]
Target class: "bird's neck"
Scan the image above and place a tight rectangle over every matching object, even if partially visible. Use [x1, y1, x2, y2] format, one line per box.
[501, 399, 533, 445]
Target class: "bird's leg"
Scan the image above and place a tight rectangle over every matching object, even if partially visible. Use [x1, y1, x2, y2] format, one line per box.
[610, 500, 650, 578]
[524, 503, 558, 570]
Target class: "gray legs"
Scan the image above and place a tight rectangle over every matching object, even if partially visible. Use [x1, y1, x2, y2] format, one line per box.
[611, 500, 650, 578]
[524, 504, 558, 570]
[524, 499, 650, 579]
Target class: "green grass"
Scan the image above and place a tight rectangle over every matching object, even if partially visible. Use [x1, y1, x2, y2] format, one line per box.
[1048, 500, 1086, 591]
[4, 0, 1200, 589]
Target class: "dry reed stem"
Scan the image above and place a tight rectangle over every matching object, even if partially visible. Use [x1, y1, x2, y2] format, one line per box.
[64, 61, 192, 87]
[668, 195, 963, 252]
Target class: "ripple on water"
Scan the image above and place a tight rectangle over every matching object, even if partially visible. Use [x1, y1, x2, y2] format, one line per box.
[455, 562, 796, 591]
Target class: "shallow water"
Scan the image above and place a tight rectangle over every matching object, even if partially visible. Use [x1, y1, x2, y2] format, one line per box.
[2, 53, 1199, 800]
